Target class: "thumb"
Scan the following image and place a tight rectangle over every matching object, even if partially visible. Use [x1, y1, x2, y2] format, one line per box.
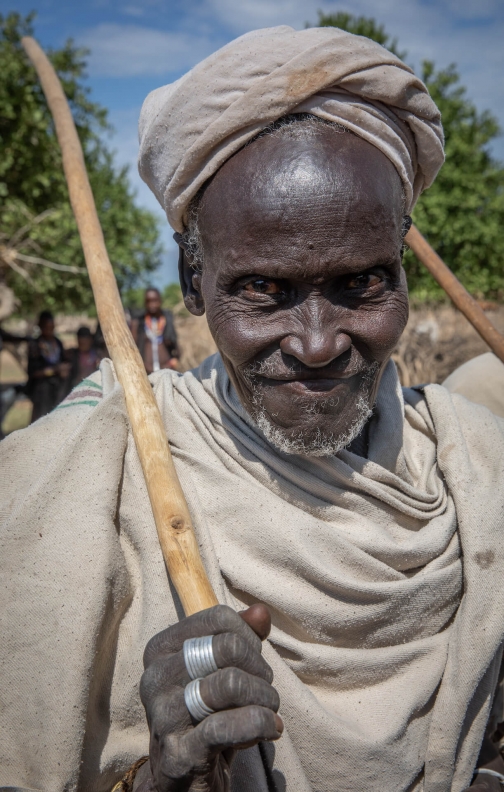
[239, 603, 271, 642]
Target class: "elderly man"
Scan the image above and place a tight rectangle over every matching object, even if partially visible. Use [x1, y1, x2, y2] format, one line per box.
[1, 25, 504, 792]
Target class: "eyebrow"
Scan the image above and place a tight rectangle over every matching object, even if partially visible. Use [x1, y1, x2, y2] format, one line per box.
[219, 252, 401, 282]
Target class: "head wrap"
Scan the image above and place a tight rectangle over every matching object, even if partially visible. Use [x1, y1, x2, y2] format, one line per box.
[138, 25, 444, 232]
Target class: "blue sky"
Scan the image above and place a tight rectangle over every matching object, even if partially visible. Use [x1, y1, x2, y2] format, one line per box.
[3, 0, 504, 286]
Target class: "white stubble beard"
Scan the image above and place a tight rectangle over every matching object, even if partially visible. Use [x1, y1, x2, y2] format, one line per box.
[243, 361, 379, 457]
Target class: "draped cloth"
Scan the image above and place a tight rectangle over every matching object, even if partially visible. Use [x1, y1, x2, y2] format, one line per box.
[443, 352, 504, 418]
[1, 356, 504, 792]
[137, 25, 445, 231]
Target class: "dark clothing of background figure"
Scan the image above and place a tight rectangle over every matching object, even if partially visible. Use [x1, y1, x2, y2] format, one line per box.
[27, 336, 66, 422]
[0, 327, 29, 439]
[133, 309, 179, 374]
[67, 346, 101, 389]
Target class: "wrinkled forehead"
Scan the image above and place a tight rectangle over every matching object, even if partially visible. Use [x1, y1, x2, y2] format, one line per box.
[198, 125, 405, 245]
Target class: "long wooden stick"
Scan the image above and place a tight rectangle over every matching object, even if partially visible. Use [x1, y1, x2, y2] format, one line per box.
[21, 36, 218, 617]
[405, 224, 504, 364]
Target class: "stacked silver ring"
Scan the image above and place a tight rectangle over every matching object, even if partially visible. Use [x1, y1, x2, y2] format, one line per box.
[183, 635, 218, 722]
[183, 635, 218, 680]
[184, 678, 215, 722]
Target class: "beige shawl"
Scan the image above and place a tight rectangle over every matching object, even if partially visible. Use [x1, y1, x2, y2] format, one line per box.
[443, 353, 504, 418]
[138, 25, 444, 230]
[1, 356, 503, 792]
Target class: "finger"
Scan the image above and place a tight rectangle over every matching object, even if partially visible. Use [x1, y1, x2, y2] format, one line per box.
[186, 706, 283, 761]
[146, 668, 280, 736]
[239, 604, 271, 641]
[200, 668, 280, 713]
[144, 604, 261, 666]
[141, 631, 274, 711]
[153, 708, 283, 788]
[212, 632, 273, 683]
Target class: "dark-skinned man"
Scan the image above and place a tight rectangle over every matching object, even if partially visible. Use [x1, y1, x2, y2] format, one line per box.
[131, 287, 179, 374]
[1, 26, 504, 792]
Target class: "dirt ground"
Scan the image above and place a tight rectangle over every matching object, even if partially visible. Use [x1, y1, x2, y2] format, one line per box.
[2, 304, 503, 435]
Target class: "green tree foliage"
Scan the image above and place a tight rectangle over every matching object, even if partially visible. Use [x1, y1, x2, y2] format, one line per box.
[407, 63, 504, 300]
[312, 11, 504, 301]
[0, 12, 162, 315]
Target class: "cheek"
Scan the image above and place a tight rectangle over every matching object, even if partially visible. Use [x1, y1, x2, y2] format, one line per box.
[203, 291, 280, 368]
[354, 289, 409, 360]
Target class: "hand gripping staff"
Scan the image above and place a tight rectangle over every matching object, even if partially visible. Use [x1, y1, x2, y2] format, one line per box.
[21, 36, 219, 617]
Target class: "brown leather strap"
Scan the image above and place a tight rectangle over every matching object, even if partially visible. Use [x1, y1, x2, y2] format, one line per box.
[110, 756, 149, 792]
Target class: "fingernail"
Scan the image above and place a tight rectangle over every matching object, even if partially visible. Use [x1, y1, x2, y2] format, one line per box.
[274, 714, 284, 734]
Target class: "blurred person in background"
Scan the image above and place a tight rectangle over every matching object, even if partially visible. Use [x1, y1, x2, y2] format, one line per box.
[0, 326, 30, 439]
[67, 326, 101, 389]
[27, 310, 69, 422]
[131, 286, 179, 373]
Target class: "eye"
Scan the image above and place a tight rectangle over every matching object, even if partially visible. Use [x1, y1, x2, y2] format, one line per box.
[243, 278, 284, 295]
[346, 273, 383, 290]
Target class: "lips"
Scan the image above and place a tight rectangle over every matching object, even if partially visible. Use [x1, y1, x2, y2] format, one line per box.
[256, 371, 361, 395]
[259, 370, 356, 382]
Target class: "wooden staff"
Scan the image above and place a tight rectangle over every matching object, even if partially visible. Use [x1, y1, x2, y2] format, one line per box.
[405, 225, 504, 364]
[21, 36, 218, 617]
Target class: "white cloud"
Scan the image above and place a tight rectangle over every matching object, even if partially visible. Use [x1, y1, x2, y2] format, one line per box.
[78, 23, 215, 77]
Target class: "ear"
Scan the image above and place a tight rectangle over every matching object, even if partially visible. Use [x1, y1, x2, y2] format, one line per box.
[175, 233, 205, 316]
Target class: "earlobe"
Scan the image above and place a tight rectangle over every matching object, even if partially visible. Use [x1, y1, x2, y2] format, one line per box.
[177, 242, 205, 316]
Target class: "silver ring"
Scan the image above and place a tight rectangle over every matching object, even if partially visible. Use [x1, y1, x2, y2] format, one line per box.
[183, 635, 218, 680]
[184, 678, 215, 722]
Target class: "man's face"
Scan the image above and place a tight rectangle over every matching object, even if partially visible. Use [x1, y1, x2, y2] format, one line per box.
[181, 128, 409, 455]
[39, 319, 55, 339]
[78, 335, 93, 353]
[145, 289, 162, 316]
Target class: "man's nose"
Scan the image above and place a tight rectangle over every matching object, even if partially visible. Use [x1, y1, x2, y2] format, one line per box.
[279, 313, 352, 368]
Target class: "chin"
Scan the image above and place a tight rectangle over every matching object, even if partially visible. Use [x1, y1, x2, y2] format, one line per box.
[251, 395, 373, 457]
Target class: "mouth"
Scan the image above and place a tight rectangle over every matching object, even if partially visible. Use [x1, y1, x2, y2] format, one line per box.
[255, 371, 361, 395]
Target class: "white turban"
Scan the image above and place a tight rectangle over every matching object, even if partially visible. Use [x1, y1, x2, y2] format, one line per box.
[138, 25, 444, 233]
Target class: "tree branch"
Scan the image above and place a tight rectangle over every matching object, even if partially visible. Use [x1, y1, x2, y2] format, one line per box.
[15, 252, 87, 274]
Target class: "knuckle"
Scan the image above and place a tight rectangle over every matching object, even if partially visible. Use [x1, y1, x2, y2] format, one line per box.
[248, 705, 276, 735]
[205, 603, 241, 633]
[199, 711, 231, 747]
[214, 632, 273, 682]
[140, 663, 161, 706]
[225, 632, 249, 663]
[140, 661, 179, 708]
[220, 666, 250, 703]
